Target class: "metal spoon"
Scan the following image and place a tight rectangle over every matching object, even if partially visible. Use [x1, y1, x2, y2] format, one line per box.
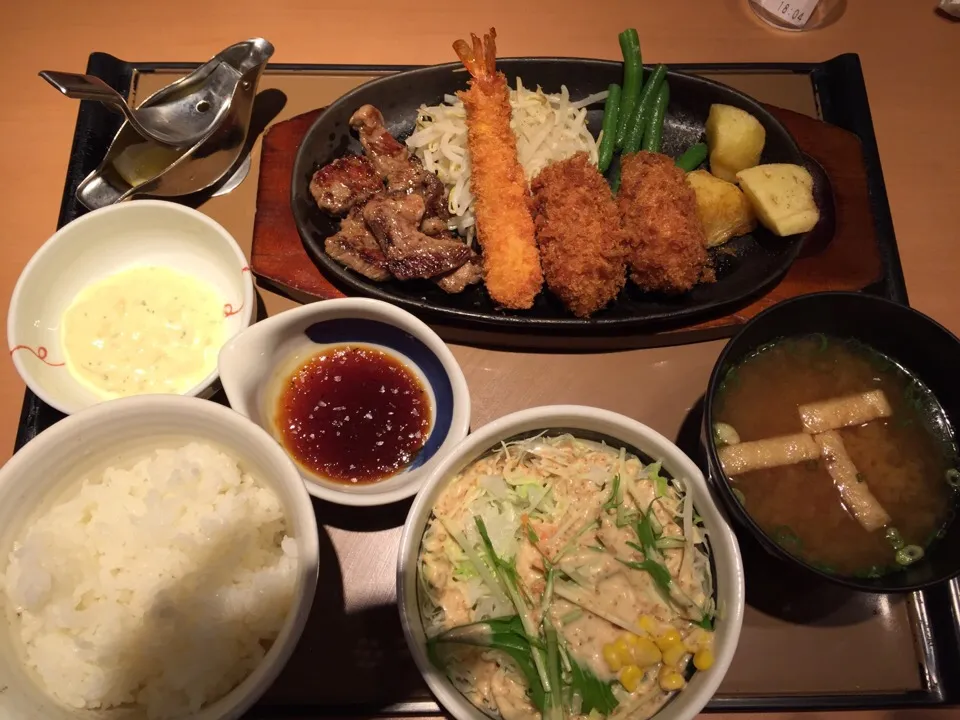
[39, 71, 220, 148]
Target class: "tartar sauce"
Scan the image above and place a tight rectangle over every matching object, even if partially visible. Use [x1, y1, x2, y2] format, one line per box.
[61, 266, 226, 398]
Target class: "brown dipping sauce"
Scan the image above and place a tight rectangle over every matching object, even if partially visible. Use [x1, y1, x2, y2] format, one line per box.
[276, 345, 431, 484]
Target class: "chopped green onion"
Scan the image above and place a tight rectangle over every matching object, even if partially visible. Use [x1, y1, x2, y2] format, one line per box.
[647, 505, 663, 537]
[713, 422, 741, 448]
[475, 517, 552, 694]
[426, 616, 546, 710]
[540, 568, 556, 617]
[885, 527, 905, 552]
[569, 659, 618, 715]
[773, 525, 803, 551]
[655, 536, 687, 550]
[947, 469, 960, 489]
[602, 474, 622, 512]
[895, 545, 924, 566]
[560, 608, 583, 624]
[633, 511, 658, 554]
[617, 557, 674, 594]
[527, 524, 540, 545]
[731, 487, 746, 505]
[812, 561, 837, 575]
[544, 621, 563, 720]
[694, 614, 715, 630]
[557, 640, 573, 675]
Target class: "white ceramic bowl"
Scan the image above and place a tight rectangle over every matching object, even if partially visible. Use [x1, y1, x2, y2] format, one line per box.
[8, 200, 254, 415]
[397, 405, 745, 720]
[0, 394, 319, 720]
[219, 298, 471, 506]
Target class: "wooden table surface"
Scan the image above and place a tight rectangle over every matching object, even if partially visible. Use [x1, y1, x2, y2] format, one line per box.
[2, 1, 959, 718]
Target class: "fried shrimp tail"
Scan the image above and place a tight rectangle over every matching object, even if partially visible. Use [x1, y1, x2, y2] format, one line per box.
[453, 28, 498, 82]
[454, 28, 543, 309]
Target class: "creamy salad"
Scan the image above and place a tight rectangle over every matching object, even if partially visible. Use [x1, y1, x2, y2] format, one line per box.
[418, 433, 717, 720]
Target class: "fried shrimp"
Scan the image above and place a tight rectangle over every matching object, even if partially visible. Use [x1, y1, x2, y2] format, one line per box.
[454, 28, 543, 309]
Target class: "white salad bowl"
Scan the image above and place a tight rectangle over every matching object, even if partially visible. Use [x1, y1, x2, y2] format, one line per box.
[8, 200, 254, 415]
[218, 298, 471, 506]
[0, 394, 319, 720]
[397, 405, 745, 720]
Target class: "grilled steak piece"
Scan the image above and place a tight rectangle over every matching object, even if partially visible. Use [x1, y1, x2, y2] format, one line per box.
[324, 207, 391, 281]
[434, 256, 483, 293]
[349, 104, 450, 219]
[418, 170, 449, 220]
[310, 155, 383, 215]
[420, 216, 449, 237]
[362, 194, 472, 280]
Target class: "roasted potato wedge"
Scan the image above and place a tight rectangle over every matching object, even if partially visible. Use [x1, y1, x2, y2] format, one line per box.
[736, 163, 820, 237]
[705, 104, 766, 183]
[686, 170, 757, 247]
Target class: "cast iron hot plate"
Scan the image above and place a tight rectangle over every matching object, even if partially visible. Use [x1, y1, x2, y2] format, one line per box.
[291, 58, 808, 334]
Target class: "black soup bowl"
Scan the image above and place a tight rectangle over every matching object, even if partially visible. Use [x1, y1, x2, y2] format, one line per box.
[703, 292, 960, 593]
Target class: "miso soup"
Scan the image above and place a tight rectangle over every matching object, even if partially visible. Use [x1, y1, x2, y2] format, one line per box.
[714, 334, 958, 577]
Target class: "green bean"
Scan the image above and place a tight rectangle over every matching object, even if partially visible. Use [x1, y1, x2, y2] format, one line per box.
[609, 155, 622, 193]
[597, 83, 621, 172]
[641, 80, 670, 154]
[615, 29, 642, 150]
[622, 64, 667, 155]
[675, 142, 708, 172]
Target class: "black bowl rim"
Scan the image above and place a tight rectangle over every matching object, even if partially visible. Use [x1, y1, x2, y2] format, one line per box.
[289, 57, 807, 333]
[702, 290, 960, 593]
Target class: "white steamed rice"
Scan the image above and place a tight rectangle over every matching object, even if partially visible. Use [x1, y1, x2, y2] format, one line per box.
[2, 442, 298, 719]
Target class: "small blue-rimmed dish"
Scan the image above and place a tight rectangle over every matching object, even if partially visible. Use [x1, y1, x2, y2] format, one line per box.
[218, 298, 471, 506]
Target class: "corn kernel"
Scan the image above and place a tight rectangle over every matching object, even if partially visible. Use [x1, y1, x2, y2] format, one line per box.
[662, 642, 686, 668]
[694, 648, 715, 671]
[638, 614, 658, 635]
[632, 637, 662, 667]
[602, 643, 622, 672]
[656, 628, 682, 650]
[613, 636, 633, 665]
[619, 664, 643, 692]
[659, 669, 686, 692]
[624, 633, 639, 649]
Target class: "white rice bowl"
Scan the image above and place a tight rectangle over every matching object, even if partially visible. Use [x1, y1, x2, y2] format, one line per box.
[0, 395, 319, 720]
[4, 443, 296, 718]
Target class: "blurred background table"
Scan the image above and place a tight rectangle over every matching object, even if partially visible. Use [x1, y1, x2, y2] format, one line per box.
[2, 1, 958, 718]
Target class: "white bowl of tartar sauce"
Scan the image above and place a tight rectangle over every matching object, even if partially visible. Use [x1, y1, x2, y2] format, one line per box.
[8, 200, 254, 415]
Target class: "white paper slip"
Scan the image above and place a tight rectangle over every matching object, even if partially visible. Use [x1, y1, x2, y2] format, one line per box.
[752, 0, 821, 29]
